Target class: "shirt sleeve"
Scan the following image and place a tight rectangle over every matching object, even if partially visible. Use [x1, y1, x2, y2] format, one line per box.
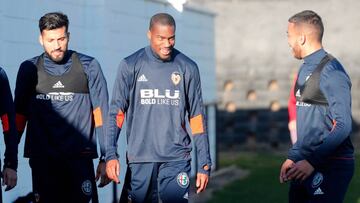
[86, 59, 109, 160]
[105, 60, 131, 161]
[288, 75, 297, 122]
[306, 62, 352, 167]
[287, 140, 304, 162]
[0, 68, 18, 170]
[185, 63, 212, 175]
[14, 61, 37, 138]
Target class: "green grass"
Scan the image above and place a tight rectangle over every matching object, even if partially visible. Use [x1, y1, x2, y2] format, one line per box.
[208, 152, 360, 203]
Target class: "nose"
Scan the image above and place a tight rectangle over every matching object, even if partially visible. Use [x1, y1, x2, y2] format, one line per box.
[164, 39, 173, 47]
[54, 40, 61, 50]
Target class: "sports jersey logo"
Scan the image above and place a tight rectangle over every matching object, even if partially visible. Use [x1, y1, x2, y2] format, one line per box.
[140, 89, 180, 106]
[137, 74, 148, 82]
[295, 89, 312, 107]
[183, 192, 189, 199]
[53, 81, 65, 88]
[177, 172, 189, 188]
[36, 92, 74, 102]
[312, 172, 323, 188]
[296, 101, 312, 107]
[171, 72, 181, 85]
[81, 180, 92, 196]
[313, 187, 324, 195]
[140, 89, 179, 99]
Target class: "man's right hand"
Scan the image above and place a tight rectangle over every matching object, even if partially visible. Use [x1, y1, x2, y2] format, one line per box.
[106, 159, 120, 184]
[279, 159, 294, 183]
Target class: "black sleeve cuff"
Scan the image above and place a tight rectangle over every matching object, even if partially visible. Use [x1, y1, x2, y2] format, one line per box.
[99, 155, 106, 163]
[197, 164, 211, 176]
[3, 160, 17, 171]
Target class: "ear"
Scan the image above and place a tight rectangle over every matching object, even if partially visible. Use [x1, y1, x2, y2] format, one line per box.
[147, 30, 151, 40]
[67, 32, 70, 41]
[39, 34, 43, 46]
[299, 34, 306, 46]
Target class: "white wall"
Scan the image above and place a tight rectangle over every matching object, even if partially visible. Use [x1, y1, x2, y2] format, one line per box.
[0, 0, 216, 202]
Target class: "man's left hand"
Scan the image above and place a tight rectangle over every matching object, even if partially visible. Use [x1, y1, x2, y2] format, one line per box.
[2, 168, 17, 191]
[196, 166, 209, 194]
[95, 162, 111, 187]
[285, 160, 314, 181]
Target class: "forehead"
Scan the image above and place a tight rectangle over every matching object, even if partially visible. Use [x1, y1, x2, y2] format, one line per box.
[41, 26, 67, 37]
[288, 22, 296, 30]
[150, 23, 175, 34]
[287, 22, 299, 34]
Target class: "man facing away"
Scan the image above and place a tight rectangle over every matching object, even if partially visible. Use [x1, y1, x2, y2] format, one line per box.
[14, 12, 110, 203]
[0, 67, 18, 202]
[280, 10, 354, 203]
[105, 13, 212, 203]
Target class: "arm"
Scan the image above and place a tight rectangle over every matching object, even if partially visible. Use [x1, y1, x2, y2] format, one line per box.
[0, 69, 18, 170]
[0, 68, 18, 190]
[288, 74, 297, 144]
[87, 59, 109, 160]
[14, 61, 37, 141]
[286, 64, 352, 181]
[306, 64, 352, 167]
[86, 59, 111, 187]
[288, 74, 297, 123]
[105, 60, 131, 183]
[185, 63, 211, 193]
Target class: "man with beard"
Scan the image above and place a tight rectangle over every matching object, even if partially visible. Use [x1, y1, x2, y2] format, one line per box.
[0, 67, 18, 202]
[105, 13, 211, 203]
[15, 12, 110, 203]
[280, 10, 354, 203]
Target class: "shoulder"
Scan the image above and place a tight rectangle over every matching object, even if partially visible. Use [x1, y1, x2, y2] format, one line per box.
[321, 57, 349, 80]
[173, 49, 199, 77]
[0, 67, 6, 81]
[123, 47, 146, 65]
[320, 56, 351, 87]
[73, 51, 97, 66]
[21, 55, 39, 66]
[18, 56, 40, 74]
[117, 47, 147, 73]
[73, 51, 104, 77]
[174, 49, 198, 67]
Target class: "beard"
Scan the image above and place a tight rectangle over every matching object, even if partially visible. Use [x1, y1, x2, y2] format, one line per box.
[292, 45, 302, 60]
[46, 49, 66, 62]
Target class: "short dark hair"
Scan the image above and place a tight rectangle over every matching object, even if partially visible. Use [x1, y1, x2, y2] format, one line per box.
[39, 12, 69, 33]
[289, 10, 324, 42]
[149, 13, 176, 30]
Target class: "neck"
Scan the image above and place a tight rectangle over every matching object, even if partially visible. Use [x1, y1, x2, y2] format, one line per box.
[302, 42, 323, 58]
[149, 46, 172, 62]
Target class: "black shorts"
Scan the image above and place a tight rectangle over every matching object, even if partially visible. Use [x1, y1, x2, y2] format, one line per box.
[289, 159, 354, 203]
[127, 160, 191, 203]
[29, 157, 98, 203]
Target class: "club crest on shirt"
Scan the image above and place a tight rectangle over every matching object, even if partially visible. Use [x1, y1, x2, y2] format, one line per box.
[177, 172, 190, 188]
[81, 180, 92, 196]
[312, 172, 323, 188]
[171, 72, 181, 85]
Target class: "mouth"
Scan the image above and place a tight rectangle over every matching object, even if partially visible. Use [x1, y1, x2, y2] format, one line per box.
[52, 50, 64, 58]
[160, 47, 172, 56]
[49, 50, 65, 62]
[52, 50, 63, 54]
